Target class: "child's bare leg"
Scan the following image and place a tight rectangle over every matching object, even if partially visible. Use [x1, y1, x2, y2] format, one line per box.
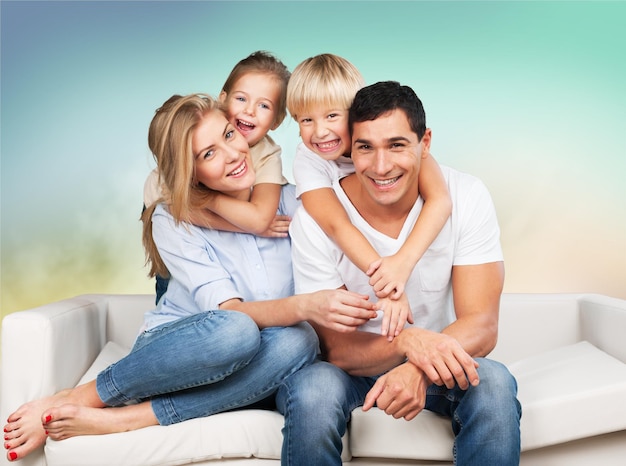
[44, 402, 158, 440]
[3, 381, 105, 462]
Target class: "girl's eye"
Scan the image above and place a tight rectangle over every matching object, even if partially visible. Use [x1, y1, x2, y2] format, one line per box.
[236, 96, 246, 102]
[260, 103, 270, 110]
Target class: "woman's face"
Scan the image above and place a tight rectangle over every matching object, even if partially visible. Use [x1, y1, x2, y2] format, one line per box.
[192, 110, 255, 196]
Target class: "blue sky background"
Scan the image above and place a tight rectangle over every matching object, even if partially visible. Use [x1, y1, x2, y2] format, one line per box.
[1, 0, 625, 317]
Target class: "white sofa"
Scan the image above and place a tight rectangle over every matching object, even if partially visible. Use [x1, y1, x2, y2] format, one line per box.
[2, 293, 626, 466]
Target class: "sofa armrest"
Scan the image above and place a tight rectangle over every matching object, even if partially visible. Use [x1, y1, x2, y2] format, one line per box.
[1, 296, 109, 421]
[580, 293, 626, 363]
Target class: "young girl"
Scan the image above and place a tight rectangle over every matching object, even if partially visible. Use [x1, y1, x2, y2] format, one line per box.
[287, 54, 453, 340]
[144, 50, 291, 238]
[3, 94, 377, 463]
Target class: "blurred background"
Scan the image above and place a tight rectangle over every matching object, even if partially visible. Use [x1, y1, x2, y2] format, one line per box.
[2, 0, 625, 319]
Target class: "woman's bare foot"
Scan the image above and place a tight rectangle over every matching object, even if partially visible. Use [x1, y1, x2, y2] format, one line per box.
[3, 389, 72, 462]
[44, 402, 158, 440]
[3, 381, 103, 462]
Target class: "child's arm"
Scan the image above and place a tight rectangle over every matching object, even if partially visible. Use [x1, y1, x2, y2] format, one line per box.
[301, 187, 380, 273]
[303, 187, 414, 339]
[189, 183, 288, 237]
[368, 153, 452, 298]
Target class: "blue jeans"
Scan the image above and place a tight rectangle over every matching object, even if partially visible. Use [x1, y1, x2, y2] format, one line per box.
[276, 358, 521, 466]
[96, 311, 318, 425]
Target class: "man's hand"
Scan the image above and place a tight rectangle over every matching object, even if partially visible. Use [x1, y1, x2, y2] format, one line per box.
[399, 328, 480, 390]
[305, 289, 378, 333]
[363, 362, 429, 421]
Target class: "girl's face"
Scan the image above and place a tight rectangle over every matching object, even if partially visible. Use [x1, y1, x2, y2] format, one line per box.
[220, 72, 282, 147]
[192, 110, 255, 198]
[296, 106, 351, 161]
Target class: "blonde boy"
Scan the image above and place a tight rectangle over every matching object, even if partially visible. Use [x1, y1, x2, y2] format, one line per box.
[287, 54, 452, 339]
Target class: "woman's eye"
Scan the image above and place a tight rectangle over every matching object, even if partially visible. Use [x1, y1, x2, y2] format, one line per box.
[203, 149, 214, 160]
[225, 129, 235, 140]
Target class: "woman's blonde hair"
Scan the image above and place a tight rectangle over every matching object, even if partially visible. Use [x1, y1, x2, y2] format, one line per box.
[286, 54, 365, 121]
[142, 93, 221, 278]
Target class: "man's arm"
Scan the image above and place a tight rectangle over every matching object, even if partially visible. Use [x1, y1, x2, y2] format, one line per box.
[316, 261, 503, 386]
[443, 261, 504, 357]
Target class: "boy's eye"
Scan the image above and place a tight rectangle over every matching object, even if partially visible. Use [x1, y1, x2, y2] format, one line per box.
[299, 117, 312, 124]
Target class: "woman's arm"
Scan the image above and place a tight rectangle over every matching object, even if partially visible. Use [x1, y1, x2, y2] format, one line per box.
[219, 288, 378, 332]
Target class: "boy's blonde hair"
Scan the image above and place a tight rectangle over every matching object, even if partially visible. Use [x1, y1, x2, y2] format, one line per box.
[221, 50, 291, 128]
[287, 53, 365, 121]
[143, 93, 222, 278]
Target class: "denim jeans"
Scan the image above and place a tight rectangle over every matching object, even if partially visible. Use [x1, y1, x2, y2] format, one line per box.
[276, 358, 521, 466]
[96, 311, 319, 425]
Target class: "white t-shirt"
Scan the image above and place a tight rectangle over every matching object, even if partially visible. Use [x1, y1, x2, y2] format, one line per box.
[290, 165, 503, 334]
[292, 142, 355, 199]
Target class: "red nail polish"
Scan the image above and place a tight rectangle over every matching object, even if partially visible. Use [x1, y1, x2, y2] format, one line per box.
[44, 415, 52, 423]
[4, 443, 9, 449]
[9, 451, 17, 461]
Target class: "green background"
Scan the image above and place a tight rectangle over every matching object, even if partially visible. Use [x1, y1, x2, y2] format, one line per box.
[2, 0, 625, 317]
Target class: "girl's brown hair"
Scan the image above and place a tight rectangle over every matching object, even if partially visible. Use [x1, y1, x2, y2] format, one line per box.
[221, 50, 291, 128]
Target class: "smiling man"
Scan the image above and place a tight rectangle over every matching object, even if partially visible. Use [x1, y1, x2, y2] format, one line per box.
[276, 81, 522, 466]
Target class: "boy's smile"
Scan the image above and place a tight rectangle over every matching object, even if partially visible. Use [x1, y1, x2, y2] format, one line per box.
[297, 108, 351, 161]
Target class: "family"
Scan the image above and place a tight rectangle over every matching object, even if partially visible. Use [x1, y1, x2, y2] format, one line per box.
[4, 52, 522, 465]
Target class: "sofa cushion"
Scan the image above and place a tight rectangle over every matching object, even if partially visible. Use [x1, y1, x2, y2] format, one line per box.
[510, 340, 626, 451]
[349, 408, 454, 461]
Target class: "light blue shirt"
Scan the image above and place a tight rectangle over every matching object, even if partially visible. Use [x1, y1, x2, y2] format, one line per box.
[142, 184, 299, 331]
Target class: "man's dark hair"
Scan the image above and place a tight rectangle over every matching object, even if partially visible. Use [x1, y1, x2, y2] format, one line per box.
[349, 81, 427, 140]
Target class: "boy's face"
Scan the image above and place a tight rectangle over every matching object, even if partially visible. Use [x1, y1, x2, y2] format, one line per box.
[220, 72, 281, 148]
[296, 107, 351, 161]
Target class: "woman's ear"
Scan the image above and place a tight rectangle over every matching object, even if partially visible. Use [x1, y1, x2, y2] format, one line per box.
[420, 129, 432, 159]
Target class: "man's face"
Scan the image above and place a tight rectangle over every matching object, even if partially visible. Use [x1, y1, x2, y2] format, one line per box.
[351, 109, 427, 208]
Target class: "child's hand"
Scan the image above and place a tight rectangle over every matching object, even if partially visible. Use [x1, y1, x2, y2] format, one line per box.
[366, 254, 414, 300]
[377, 294, 414, 341]
[259, 215, 291, 238]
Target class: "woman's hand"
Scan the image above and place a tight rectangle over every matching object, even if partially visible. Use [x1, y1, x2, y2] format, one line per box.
[303, 289, 378, 333]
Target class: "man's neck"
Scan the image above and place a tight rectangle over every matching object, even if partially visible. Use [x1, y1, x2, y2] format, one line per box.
[340, 174, 418, 239]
